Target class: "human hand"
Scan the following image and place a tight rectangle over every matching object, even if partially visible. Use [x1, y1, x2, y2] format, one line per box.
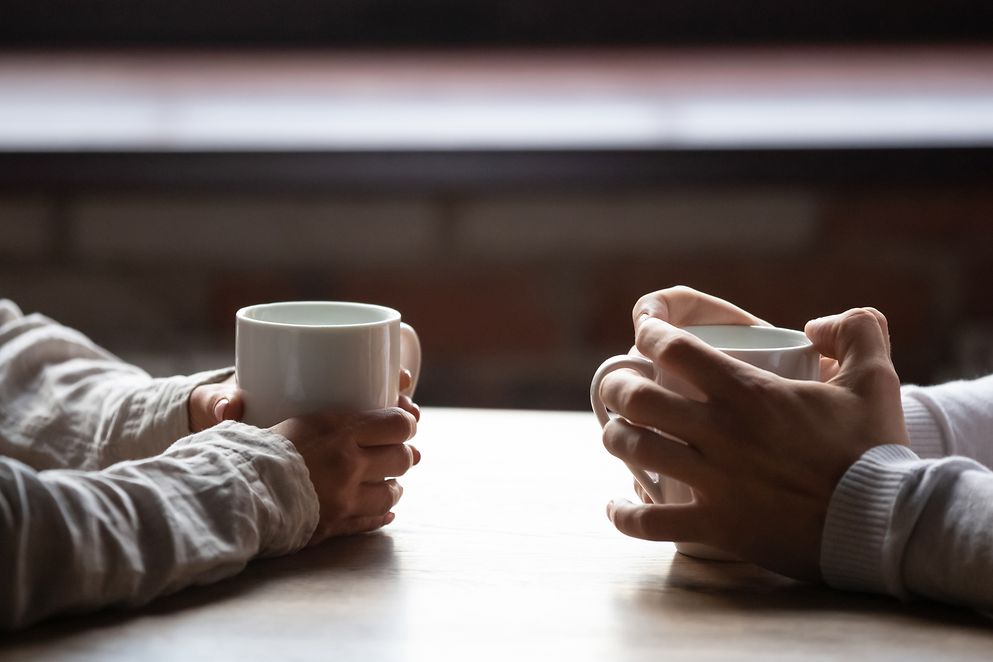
[189, 370, 420, 432]
[272, 406, 420, 544]
[598, 307, 908, 581]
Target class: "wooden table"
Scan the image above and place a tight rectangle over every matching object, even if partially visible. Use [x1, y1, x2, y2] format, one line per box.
[3, 408, 992, 659]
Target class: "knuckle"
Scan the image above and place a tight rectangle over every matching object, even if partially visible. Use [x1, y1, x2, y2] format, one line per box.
[633, 292, 656, 315]
[634, 319, 654, 347]
[602, 419, 620, 447]
[839, 308, 880, 333]
[622, 380, 659, 413]
[384, 408, 415, 440]
[657, 334, 699, 364]
[630, 508, 655, 538]
[862, 306, 888, 326]
[329, 444, 362, 478]
[380, 485, 399, 512]
[602, 420, 632, 454]
[859, 359, 900, 392]
[393, 447, 414, 476]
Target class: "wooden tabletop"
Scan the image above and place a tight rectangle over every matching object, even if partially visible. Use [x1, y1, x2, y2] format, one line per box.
[3, 407, 992, 660]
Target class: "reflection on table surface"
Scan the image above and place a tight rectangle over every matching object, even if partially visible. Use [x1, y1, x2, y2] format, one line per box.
[3, 408, 992, 661]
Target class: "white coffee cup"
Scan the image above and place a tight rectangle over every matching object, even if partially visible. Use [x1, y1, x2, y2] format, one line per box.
[236, 301, 422, 428]
[591, 324, 819, 561]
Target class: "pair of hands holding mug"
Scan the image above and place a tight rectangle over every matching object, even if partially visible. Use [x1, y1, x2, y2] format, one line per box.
[188, 284, 908, 582]
[598, 286, 909, 581]
[190, 370, 421, 545]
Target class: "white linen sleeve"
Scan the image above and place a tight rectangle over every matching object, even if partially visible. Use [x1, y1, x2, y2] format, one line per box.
[0, 299, 232, 470]
[0, 421, 320, 630]
[820, 444, 993, 610]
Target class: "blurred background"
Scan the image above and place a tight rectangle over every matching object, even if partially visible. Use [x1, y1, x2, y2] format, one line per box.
[2, 2, 993, 409]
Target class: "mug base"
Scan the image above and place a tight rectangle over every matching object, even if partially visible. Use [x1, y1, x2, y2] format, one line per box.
[675, 542, 741, 562]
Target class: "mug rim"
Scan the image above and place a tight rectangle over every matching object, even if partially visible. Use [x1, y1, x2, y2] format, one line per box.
[236, 301, 401, 329]
[682, 324, 812, 352]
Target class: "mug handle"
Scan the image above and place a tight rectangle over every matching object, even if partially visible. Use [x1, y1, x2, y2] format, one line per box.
[590, 355, 665, 504]
[400, 323, 422, 398]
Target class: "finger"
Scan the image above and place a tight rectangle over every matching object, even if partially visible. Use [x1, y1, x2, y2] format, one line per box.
[190, 382, 244, 431]
[353, 480, 403, 517]
[400, 369, 412, 392]
[635, 317, 754, 397]
[633, 285, 769, 329]
[633, 479, 654, 504]
[348, 408, 417, 447]
[342, 512, 396, 536]
[805, 308, 889, 364]
[862, 307, 892, 356]
[599, 369, 709, 442]
[361, 443, 416, 480]
[217, 390, 244, 423]
[398, 394, 421, 422]
[805, 308, 899, 397]
[819, 356, 840, 382]
[603, 419, 709, 484]
[309, 512, 396, 544]
[607, 498, 706, 542]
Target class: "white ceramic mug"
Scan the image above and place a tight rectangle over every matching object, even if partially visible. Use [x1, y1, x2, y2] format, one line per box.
[236, 301, 421, 428]
[591, 324, 819, 561]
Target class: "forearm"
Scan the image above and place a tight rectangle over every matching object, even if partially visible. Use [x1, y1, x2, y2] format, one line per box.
[66, 366, 234, 467]
[0, 422, 319, 630]
[820, 445, 993, 609]
[0, 300, 231, 469]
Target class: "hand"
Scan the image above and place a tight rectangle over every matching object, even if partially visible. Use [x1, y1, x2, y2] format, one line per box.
[189, 370, 421, 432]
[272, 406, 420, 544]
[598, 307, 908, 581]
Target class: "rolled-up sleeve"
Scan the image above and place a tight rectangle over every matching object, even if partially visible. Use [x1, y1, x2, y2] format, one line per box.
[0, 299, 233, 471]
[0, 421, 319, 630]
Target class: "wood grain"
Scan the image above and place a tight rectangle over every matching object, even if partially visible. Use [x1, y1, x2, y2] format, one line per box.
[2, 407, 991, 660]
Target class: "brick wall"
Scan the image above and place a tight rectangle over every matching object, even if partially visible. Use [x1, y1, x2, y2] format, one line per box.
[2, 186, 992, 409]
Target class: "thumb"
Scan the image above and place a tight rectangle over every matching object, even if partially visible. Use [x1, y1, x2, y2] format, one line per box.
[607, 498, 703, 542]
[804, 308, 893, 389]
[190, 382, 245, 431]
[212, 387, 244, 423]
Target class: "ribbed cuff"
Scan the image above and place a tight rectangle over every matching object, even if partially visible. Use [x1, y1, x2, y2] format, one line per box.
[820, 444, 921, 598]
[901, 390, 946, 460]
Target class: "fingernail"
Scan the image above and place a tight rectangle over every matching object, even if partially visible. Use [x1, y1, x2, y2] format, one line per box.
[411, 446, 421, 465]
[384, 512, 396, 525]
[636, 311, 651, 328]
[213, 398, 229, 422]
[606, 501, 616, 522]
